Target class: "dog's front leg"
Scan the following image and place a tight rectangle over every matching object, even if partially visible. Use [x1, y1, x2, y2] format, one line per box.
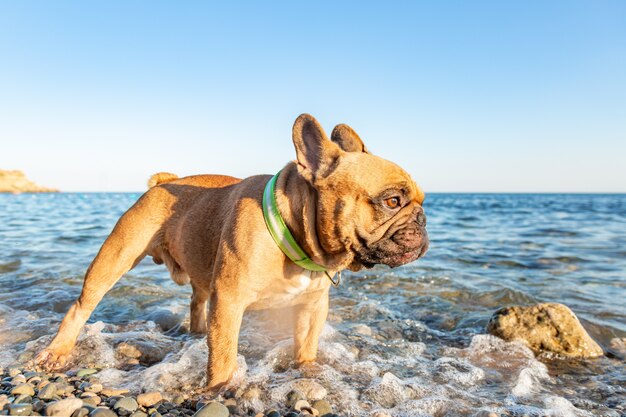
[190, 284, 209, 334]
[206, 292, 245, 390]
[293, 288, 330, 364]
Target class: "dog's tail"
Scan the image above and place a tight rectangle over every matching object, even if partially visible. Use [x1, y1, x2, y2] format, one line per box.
[147, 172, 179, 188]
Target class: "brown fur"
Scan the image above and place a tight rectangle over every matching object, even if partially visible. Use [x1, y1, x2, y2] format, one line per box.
[35, 114, 428, 390]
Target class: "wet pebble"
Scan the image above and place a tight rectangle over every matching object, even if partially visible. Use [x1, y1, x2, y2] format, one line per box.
[85, 383, 103, 394]
[608, 337, 626, 359]
[32, 400, 46, 413]
[192, 402, 229, 417]
[474, 412, 498, 417]
[11, 383, 35, 396]
[157, 402, 177, 414]
[13, 394, 33, 404]
[7, 404, 33, 416]
[89, 408, 118, 417]
[137, 392, 162, 408]
[82, 395, 102, 407]
[36, 379, 50, 390]
[45, 398, 84, 417]
[107, 395, 126, 406]
[55, 383, 75, 396]
[145, 309, 183, 332]
[38, 383, 57, 399]
[113, 397, 139, 414]
[116, 342, 142, 359]
[285, 390, 304, 409]
[294, 399, 311, 412]
[28, 376, 43, 386]
[101, 388, 130, 397]
[72, 407, 91, 417]
[311, 400, 332, 417]
[76, 369, 99, 378]
[241, 387, 261, 402]
[223, 398, 238, 414]
[290, 380, 327, 401]
[10, 375, 26, 385]
[115, 341, 167, 365]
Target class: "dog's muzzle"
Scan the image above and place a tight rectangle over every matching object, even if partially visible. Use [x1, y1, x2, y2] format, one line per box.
[356, 208, 429, 268]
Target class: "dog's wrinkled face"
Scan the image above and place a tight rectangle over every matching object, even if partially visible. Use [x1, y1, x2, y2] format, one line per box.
[332, 153, 429, 269]
[292, 114, 429, 271]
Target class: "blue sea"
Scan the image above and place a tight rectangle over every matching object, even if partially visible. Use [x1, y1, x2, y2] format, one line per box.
[0, 192, 624, 416]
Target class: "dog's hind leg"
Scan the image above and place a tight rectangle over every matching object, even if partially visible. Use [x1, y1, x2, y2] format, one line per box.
[206, 289, 246, 390]
[35, 195, 165, 370]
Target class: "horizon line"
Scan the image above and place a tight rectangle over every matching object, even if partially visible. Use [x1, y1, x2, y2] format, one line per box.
[10, 190, 626, 195]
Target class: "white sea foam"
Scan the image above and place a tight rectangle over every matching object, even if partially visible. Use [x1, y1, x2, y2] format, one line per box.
[363, 372, 407, 408]
[510, 359, 550, 397]
[6, 311, 606, 417]
[446, 334, 550, 398]
[391, 397, 456, 417]
[432, 357, 485, 386]
[543, 396, 594, 417]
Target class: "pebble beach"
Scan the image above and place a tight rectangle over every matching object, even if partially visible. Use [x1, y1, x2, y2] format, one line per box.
[0, 366, 339, 417]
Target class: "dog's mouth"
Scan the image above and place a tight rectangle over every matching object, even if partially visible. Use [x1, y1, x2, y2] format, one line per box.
[354, 228, 429, 269]
[387, 241, 429, 267]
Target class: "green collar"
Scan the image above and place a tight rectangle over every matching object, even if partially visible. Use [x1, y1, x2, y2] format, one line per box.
[262, 170, 328, 272]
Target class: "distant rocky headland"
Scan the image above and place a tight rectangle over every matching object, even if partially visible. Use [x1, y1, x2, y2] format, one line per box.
[0, 170, 58, 193]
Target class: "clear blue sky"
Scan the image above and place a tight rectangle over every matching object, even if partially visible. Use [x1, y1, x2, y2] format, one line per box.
[1, 1, 625, 192]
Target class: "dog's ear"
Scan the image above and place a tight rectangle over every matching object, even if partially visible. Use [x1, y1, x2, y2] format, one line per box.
[331, 124, 370, 154]
[292, 114, 342, 182]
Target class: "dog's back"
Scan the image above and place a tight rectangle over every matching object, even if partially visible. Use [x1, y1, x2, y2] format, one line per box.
[147, 172, 241, 190]
[142, 172, 243, 284]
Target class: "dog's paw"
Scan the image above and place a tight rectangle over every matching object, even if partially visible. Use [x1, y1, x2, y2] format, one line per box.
[200, 383, 228, 400]
[33, 349, 69, 371]
[295, 360, 323, 376]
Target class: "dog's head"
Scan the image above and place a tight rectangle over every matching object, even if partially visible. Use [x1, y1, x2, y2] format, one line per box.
[292, 114, 428, 271]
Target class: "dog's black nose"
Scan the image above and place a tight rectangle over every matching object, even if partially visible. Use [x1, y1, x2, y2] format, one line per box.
[416, 208, 426, 227]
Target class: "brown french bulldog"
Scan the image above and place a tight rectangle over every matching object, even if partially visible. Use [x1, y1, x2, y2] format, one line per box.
[35, 114, 428, 389]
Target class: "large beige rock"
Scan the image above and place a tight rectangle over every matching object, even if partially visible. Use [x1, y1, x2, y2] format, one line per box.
[486, 303, 603, 358]
[0, 170, 58, 193]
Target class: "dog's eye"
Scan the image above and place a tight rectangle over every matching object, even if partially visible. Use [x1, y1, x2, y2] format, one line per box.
[384, 197, 401, 209]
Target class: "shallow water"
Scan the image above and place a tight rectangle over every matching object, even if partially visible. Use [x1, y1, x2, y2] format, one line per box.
[0, 192, 625, 416]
